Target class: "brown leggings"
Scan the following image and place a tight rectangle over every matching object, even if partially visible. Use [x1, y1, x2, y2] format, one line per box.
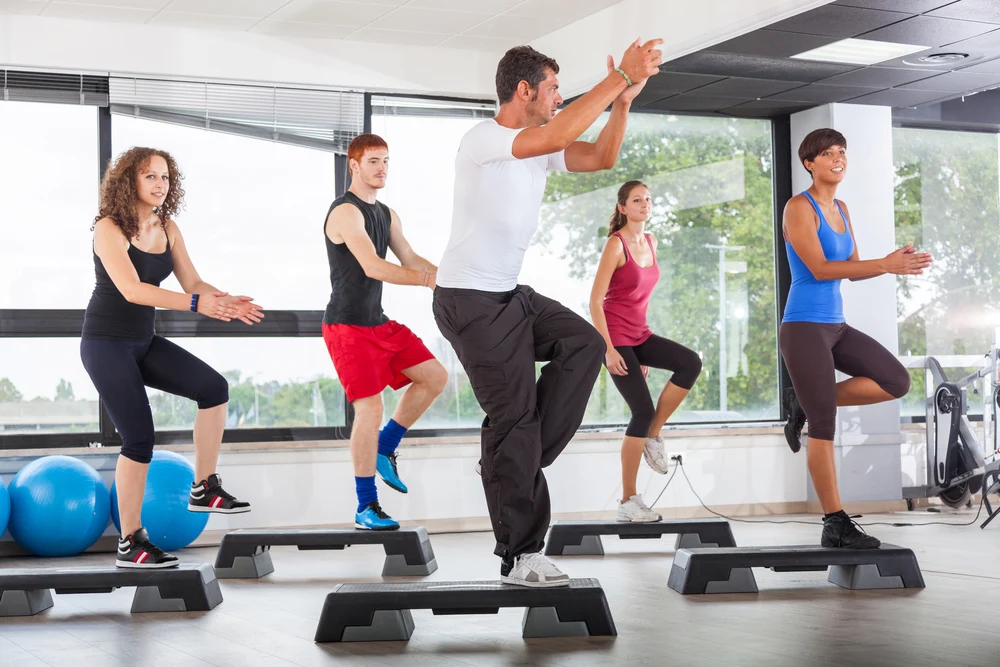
[779, 322, 910, 441]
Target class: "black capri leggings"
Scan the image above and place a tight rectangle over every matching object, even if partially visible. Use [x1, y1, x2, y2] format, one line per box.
[779, 322, 910, 441]
[609, 334, 702, 438]
[80, 335, 229, 464]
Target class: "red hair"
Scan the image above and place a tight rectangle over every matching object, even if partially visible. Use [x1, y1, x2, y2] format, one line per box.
[348, 133, 389, 164]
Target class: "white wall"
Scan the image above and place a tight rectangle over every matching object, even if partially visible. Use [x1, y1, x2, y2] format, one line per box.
[1, 0, 833, 99]
[0, 433, 807, 546]
[532, 0, 835, 95]
[790, 103, 904, 503]
[0, 13, 498, 97]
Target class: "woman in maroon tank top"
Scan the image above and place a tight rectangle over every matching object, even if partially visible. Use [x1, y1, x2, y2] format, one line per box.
[589, 181, 702, 523]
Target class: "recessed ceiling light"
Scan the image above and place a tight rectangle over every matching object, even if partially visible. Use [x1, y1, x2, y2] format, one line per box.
[791, 38, 928, 66]
[918, 52, 969, 63]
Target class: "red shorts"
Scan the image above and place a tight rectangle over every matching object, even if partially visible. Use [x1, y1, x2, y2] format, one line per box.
[322, 320, 435, 403]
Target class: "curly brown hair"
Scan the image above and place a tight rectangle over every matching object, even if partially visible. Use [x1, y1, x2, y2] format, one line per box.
[93, 147, 185, 240]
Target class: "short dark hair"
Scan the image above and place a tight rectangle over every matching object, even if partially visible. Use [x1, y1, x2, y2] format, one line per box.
[798, 128, 847, 176]
[495, 45, 559, 104]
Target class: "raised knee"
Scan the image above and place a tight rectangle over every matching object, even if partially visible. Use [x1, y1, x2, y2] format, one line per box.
[197, 372, 230, 409]
[886, 369, 911, 399]
[426, 362, 449, 396]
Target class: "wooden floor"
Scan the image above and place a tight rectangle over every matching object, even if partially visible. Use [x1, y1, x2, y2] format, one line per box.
[1, 512, 997, 667]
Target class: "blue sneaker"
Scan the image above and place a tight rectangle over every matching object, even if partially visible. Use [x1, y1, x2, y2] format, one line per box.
[377, 452, 408, 494]
[355, 501, 400, 531]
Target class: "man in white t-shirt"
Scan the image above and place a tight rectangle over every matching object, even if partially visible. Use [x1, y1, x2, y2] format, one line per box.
[433, 41, 662, 587]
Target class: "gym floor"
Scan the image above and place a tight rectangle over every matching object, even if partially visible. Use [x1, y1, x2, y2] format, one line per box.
[0, 512, 995, 667]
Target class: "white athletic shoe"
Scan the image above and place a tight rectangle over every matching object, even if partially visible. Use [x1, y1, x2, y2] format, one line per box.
[500, 552, 570, 588]
[475, 460, 482, 476]
[643, 435, 669, 474]
[617, 495, 662, 523]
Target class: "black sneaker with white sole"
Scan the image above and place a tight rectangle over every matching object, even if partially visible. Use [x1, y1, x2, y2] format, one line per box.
[188, 473, 251, 514]
[782, 387, 807, 454]
[116, 528, 179, 569]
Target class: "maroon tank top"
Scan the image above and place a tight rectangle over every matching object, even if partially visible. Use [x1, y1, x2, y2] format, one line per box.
[603, 232, 660, 347]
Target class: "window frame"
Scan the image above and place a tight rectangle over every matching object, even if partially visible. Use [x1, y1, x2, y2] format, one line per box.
[0, 76, 790, 450]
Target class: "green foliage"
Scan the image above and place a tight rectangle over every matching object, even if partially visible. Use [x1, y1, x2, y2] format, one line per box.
[0, 378, 23, 402]
[55, 379, 75, 401]
[893, 128, 1000, 415]
[539, 113, 780, 422]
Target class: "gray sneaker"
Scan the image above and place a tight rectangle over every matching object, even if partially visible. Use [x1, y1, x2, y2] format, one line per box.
[617, 495, 662, 523]
[500, 552, 570, 588]
[643, 435, 669, 474]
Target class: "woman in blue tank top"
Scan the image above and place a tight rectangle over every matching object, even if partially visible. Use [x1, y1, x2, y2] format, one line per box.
[780, 128, 931, 549]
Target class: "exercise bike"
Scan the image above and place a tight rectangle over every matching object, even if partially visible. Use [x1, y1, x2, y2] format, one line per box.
[907, 351, 1000, 528]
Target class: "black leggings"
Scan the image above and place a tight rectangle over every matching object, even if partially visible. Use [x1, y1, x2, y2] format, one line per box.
[80, 336, 229, 464]
[779, 322, 910, 441]
[609, 334, 702, 437]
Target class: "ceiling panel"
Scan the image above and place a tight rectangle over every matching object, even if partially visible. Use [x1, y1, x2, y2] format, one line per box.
[941, 28, 1000, 51]
[723, 99, 815, 117]
[435, 33, 516, 50]
[928, 0, 1000, 24]
[42, 2, 158, 22]
[859, 15, 995, 46]
[639, 72, 726, 99]
[692, 76, 807, 97]
[846, 87, 951, 106]
[666, 51, 860, 82]
[765, 83, 883, 102]
[956, 57, 1000, 74]
[642, 95, 742, 112]
[0, 0, 46, 15]
[708, 29, 840, 58]
[163, 0, 287, 18]
[268, 1, 396, 26]
[65, 0, 169, 8]
[149, 11, 258, 28]
[895, 69, 1000, 91]
[817, 66, 938, 86]
[367, 7, 492, 33]
[833, 0, 958, 12]
[767, 5, 912, 38]
[406, 0, 523, 10]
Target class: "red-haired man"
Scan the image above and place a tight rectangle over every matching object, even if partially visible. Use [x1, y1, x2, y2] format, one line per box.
[322, 133, 447, 530]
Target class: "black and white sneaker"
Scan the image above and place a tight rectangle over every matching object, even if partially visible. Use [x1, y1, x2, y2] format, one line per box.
[782, 387, 807, 454]
[188, 473, 251, 514]
[117, 528, 179, 569]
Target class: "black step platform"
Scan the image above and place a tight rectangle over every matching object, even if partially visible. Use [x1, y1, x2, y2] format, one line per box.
[544, 518, 736, 556]
[0, 563, 222, 616]
[667, 544, 925, 594]
[314, 578, 617, 642]
[214, 527, 437, 578]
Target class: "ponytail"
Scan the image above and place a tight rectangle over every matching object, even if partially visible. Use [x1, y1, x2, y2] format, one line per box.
[608, 180, 646, 237]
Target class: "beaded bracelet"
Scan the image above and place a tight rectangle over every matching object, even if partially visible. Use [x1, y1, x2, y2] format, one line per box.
[615, 66, 633, 87]
[190, 294, 200, 312]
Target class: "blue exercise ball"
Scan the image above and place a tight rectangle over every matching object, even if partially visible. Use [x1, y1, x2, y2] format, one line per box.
[0, 477, 9, 538]
[111, 450, 208, 552]
[7, 456, 110, 557]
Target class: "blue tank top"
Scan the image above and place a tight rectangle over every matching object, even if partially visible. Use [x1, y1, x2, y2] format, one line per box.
[782, 191, 855, 324]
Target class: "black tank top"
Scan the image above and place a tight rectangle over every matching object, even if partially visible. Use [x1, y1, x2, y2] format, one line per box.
[82, 240, 174, 341]
[323, 191, 390, 327]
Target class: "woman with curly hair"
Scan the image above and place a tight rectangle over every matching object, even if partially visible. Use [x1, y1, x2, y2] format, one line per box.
[81, 147, 263, 568]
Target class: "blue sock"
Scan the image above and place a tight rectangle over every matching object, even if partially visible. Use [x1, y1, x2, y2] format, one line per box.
[378, 419, 408, 457]
[355, 476, 377, 513]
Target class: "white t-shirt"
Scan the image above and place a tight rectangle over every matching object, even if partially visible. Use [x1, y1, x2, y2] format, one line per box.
[436, 119, 567, 292]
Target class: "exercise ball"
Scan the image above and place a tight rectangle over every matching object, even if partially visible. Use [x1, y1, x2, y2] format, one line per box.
[0, 476, 9, 538]
[111, 450, 208, 551]
[7, 456, 110, 557]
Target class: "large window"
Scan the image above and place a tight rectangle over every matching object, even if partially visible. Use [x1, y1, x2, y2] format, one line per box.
[540, 113, 779, 424]
[371, 104, 489, 429]
[893, 127, 1000, 417]
[0, 102, 98, 309]
[111, 117, 336, 311]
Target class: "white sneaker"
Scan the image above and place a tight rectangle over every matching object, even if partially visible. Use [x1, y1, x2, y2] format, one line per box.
[475, 460, 482, 476]
[617, 495, 662, 523]
[643, 435, 669, 474]
[500, 552, 570, 588]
